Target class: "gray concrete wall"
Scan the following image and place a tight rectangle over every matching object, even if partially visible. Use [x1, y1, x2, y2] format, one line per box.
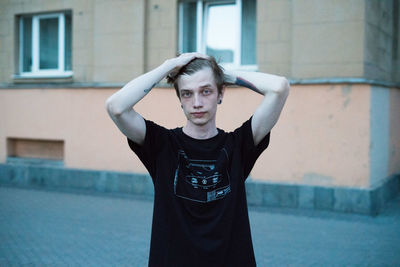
[370, 86, 390, 187]
[364, 0, 400, 83]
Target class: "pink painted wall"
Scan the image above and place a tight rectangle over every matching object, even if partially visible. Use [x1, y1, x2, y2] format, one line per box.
[252, 84, 370, 187]
[0, 84, 388, 188]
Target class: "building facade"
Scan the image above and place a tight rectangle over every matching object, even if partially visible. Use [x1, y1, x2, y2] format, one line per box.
[0, 0, 399, 213]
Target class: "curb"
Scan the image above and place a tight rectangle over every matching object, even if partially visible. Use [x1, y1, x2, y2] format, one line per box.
[0, 163, 154, 199]
[245, 176, 399, 216]
[0, 163, 398, 216]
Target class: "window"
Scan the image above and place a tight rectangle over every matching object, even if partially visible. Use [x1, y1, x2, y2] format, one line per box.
[179, 0, 256, 69]
[7, 138, 64, 166]
[19, 12, 72, 78]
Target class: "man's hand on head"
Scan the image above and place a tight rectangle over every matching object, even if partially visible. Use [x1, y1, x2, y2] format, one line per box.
[166, 53, 209, 81]
[223, 69, 237, 85]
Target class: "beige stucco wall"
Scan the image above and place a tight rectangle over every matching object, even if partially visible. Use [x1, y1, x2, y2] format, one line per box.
[257, 0, 366, 78]
[91, 0, 146, 82]
[145, 0, 178, 72]
[257, 0, 292, 76]
[2, 0, 398, 84]
[0, 84, 385, 188]
[0, 0, 147, 84]
[291, 0, 365, 78]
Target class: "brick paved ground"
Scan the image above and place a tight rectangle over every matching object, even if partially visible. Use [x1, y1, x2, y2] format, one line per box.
[0, 186, 399, 266]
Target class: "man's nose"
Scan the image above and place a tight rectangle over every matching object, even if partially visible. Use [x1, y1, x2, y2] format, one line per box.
[193, 93, 203, 108]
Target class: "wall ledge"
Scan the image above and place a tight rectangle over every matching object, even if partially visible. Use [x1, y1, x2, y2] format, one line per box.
[290, 77, 400, 88]
[0, 163, 398, 216]
[0, 77, 399, 90]
[0, 82, 126, 89]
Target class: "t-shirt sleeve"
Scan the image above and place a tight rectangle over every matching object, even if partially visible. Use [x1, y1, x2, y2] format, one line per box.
[235, 117, 270, 180]
[127, 119, 167, 179]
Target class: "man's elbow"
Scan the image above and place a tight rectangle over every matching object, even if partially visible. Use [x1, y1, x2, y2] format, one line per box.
[105, 97, 123, 117]
[277, 77, 290, 95]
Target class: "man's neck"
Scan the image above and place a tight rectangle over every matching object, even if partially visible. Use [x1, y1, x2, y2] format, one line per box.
[183, 121, 218, 140]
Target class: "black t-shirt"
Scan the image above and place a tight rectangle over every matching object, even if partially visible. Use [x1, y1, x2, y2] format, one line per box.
[128, 117, 270, 267]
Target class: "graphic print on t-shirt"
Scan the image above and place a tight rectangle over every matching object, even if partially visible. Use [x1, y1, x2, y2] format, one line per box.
[174, 149, 231, 203]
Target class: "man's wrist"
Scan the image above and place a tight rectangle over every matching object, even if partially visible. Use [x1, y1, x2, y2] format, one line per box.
[223, 70, 237, 84]
[235, 76, 262, 94]
[161, 59, 176, 74]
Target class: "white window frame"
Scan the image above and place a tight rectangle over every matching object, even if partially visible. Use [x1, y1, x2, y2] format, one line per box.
[19, 13, 72, 78]
[179, 0, 257, 71]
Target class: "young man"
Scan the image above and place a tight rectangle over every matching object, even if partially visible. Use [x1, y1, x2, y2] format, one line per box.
[106, 53, 289, 266]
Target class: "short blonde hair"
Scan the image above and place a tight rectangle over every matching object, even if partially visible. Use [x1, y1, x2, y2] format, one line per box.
[166, 56, 224, 98]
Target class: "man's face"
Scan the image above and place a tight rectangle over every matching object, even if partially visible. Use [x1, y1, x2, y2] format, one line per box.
[177, 67, 224, 127]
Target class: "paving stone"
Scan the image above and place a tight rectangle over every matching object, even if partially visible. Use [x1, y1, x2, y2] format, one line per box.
[2, 187, 399, 266]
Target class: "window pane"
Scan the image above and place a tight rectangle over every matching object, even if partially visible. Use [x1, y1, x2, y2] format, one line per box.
[206, 4, 238, 63]
[180, 2, 197, 53]
[22, 17, 32, 72]
[65, 13, 72, 71]
[39, 17, 59, 69]
[241, 0, 256, 65]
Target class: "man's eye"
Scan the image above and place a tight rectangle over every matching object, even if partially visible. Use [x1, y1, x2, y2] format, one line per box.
[203, 89, 211, 95]
[182, 92, 192, 97]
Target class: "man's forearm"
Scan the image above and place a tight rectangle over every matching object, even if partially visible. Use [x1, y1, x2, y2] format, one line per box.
[224, 70, 289, 96]
[106, 53, 209, 117]
[106, 61, 175, 116]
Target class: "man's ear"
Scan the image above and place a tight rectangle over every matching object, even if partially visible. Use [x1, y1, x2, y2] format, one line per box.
[218, 85, 226, 103]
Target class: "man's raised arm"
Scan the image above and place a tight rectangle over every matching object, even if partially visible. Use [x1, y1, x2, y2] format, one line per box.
[105, 53, 206, 145]
[224, 70, 290, 146]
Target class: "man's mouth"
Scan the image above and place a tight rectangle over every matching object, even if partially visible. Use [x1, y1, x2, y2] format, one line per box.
[191, 112, 206, 118]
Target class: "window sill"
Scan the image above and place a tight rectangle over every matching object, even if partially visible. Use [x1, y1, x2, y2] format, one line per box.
[220, 64, 258, 72]
[7, 157, 64, 167]
[13, 73, 73, 84]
